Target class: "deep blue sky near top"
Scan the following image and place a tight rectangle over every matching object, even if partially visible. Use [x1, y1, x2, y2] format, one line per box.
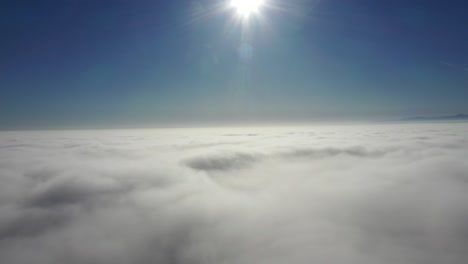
[1, 0, 467, 129]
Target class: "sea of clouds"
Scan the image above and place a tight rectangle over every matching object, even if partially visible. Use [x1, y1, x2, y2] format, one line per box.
[1, 123, 468, 264]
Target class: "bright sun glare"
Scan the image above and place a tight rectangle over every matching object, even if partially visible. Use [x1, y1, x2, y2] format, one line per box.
[231, 0, 264, 16]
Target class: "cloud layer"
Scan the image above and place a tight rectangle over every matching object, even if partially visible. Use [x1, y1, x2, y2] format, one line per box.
[1, 123, 468, 264]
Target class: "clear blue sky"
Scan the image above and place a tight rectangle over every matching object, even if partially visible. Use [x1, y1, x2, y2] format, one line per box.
[1, 0, 467, 129]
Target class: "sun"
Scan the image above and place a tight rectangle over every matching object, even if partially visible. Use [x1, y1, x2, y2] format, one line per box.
[231, 0, 265, 16]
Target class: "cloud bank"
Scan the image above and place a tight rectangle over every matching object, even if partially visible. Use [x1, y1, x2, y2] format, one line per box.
[1, 123, 468, 264]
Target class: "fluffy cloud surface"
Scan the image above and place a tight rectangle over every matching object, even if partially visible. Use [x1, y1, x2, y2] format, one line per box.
[1, 123, 468, 264]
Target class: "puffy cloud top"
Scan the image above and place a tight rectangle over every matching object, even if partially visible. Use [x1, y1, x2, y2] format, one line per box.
[1, 123, 468, 264]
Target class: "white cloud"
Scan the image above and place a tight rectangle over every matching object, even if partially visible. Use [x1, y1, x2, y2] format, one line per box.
[1, 123, 468, 263]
